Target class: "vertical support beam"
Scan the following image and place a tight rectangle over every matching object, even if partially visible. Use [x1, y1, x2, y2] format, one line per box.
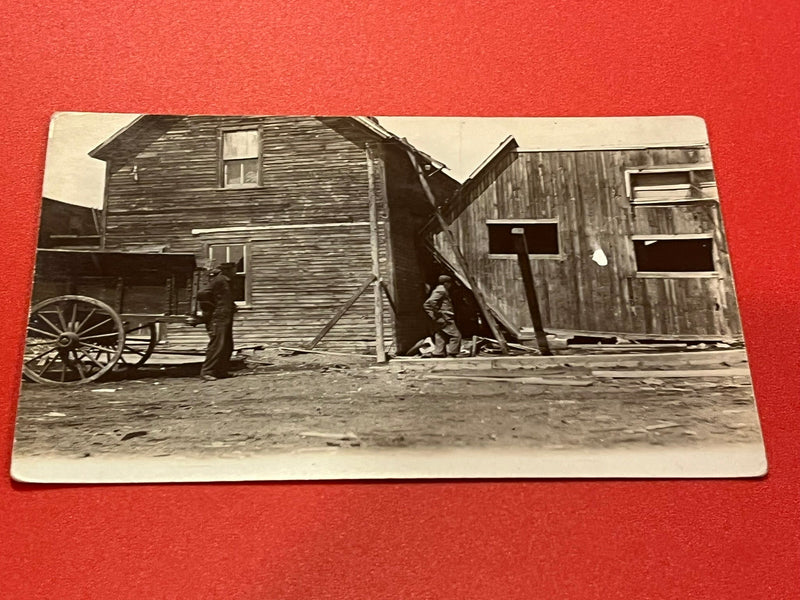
[512, 228, 551, 356]
[406, 149, 508, 354]
[367, 145, 387, 363]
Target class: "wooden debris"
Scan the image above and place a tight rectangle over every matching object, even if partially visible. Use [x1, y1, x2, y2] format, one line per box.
[591, 368, 750, 378]
[279, 346, 373, 358]
[299, 431, 358, 440]
[569, 343, 688, 350]
[477, 336, 539, 354]
[644, 422, 681, 431]
[424, 374, 593, 386]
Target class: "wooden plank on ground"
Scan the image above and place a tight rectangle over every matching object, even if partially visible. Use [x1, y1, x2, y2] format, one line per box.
[424, 374, 593, 386]
[280, 346, 374, 358]
[591, 368, 751, 378]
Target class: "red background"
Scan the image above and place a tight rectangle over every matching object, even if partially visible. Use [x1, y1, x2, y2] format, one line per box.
[2, 1, 799, 598]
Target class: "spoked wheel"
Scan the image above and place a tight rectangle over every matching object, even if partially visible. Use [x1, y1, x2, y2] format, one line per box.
[116, 322, 158, 370]
[23, 295, 125, 385]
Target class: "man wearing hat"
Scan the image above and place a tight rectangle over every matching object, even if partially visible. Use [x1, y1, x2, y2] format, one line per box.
[423, 275, 462, 358]
[197, 262, 237, 381]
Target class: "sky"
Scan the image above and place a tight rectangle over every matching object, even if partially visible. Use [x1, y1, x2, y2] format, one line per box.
[42, 113, 709, 208]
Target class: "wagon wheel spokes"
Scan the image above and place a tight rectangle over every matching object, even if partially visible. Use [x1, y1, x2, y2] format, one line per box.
[23, 295, 125, 385]
[116, 322, 158, 370]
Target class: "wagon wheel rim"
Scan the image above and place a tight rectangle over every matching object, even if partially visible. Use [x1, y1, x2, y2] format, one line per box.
[116, 322, 158, 370]
[23, 295, 125, 385]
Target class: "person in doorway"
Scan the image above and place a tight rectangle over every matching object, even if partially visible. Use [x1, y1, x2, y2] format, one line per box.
[198, 262, 237, 381]
[423, 275, 462, 358]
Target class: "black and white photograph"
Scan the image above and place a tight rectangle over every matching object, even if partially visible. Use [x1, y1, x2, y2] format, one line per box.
[11, 113, 766, 482]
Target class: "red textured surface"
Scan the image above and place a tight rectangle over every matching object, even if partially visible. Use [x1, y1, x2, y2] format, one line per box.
[1, 1, 799, 598]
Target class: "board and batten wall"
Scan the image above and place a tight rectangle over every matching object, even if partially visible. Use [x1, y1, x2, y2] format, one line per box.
[434, 147, 742, 340]
[98, 115, 395, 353]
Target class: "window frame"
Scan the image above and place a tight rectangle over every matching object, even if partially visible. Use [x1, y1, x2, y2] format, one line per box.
[219, 127, 262, 189]
[625, 164, 718, 205]
[206, 242, 252, 307]
[631, 233, 719, 278]
[486, 219, 563, 260]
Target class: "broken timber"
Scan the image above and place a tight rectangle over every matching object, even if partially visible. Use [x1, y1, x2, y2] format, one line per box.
[512, 228, 551, 356]
[425, 374, 593, 386]
[406, 149, 509, 354]
[592, 368, 751, 378]
[306, 275, 376, 350]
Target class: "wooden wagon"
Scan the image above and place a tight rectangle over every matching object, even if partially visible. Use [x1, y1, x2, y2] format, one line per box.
[23, 249, 203, 384]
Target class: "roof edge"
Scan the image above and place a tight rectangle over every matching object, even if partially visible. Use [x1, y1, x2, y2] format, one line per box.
[88, 115, 147, 159]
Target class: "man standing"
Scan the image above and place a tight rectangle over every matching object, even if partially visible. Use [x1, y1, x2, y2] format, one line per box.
[198, 262, 237, 381]
[423, 275, 462, 358]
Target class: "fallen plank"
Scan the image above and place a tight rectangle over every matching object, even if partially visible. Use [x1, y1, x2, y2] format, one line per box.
[645, 422, 681, 431]
[389, 348, 746, 370]
[477, 336, 540, 354]
[279, 346, 373, 358]
[299, 431, 358, 440]
[569, 343, 688, 350]
[592, 368, 751, 379]
[424, 374, 593, 386]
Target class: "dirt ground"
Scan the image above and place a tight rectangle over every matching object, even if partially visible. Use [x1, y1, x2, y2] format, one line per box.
[12, 349, 763, 460]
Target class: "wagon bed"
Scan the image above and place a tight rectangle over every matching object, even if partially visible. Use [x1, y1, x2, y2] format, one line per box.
[24, 249, 201, 384]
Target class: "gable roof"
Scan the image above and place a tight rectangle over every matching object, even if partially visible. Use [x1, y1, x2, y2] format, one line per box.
[89, 115, 451, 175]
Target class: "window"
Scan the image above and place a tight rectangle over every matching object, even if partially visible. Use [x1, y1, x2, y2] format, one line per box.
[627, 166, 717, 204]
[221, 130, 260, 187]
[487, 221, 560, 258]
[208, 243, 249, 304]
[632, 235, 716, 275]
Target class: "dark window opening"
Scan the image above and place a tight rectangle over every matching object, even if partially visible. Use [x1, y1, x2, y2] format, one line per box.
[631, 171, 691, 188]
[634, 238, 715, 272]
[487, 222, 559, 256]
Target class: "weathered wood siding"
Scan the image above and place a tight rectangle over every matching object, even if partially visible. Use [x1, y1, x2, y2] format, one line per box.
[100, 116, 395, 352]
[435, 147, 742, 340]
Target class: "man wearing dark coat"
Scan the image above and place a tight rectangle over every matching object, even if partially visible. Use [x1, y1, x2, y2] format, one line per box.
[198, 262, 237, 381]
[423, 275, 462, 358]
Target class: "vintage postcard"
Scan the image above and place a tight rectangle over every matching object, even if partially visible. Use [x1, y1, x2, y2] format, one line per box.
[11, 113, 766, 482]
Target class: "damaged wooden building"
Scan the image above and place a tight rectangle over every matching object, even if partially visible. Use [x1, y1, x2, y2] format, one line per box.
[89, 115, 459, 355]
[430, 136, 741, 343]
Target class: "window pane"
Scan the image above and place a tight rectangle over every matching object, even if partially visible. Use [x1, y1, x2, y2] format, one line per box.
[488, 223, 559, 255]
[224, 159, 258, 186]
[242, 159, 258, 184]
[210, 246, 227, 264]
[634, 239, 715, 272]
[224, 161, 242, 185]
[223, 130, 259, 159]
[227, 245, 244, 268]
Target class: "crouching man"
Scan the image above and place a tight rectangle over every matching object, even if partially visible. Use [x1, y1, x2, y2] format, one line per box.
[197, 262, 237, 381]
[423, 275, 462, 358]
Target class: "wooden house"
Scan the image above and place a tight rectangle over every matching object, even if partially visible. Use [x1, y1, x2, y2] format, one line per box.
[89, 115, 459, 354]
[430, 137, 742, 342]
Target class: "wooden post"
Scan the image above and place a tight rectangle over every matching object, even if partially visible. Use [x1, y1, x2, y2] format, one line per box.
[406, 150, 509, 354]
[367, 145, 387, 363]
[512, 228, 551, 356]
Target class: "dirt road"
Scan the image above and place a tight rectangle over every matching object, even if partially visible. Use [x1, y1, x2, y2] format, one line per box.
[12, 350, 763, 461]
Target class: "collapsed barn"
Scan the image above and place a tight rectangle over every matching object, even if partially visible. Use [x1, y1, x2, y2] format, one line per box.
[428, 136, 741, 343]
